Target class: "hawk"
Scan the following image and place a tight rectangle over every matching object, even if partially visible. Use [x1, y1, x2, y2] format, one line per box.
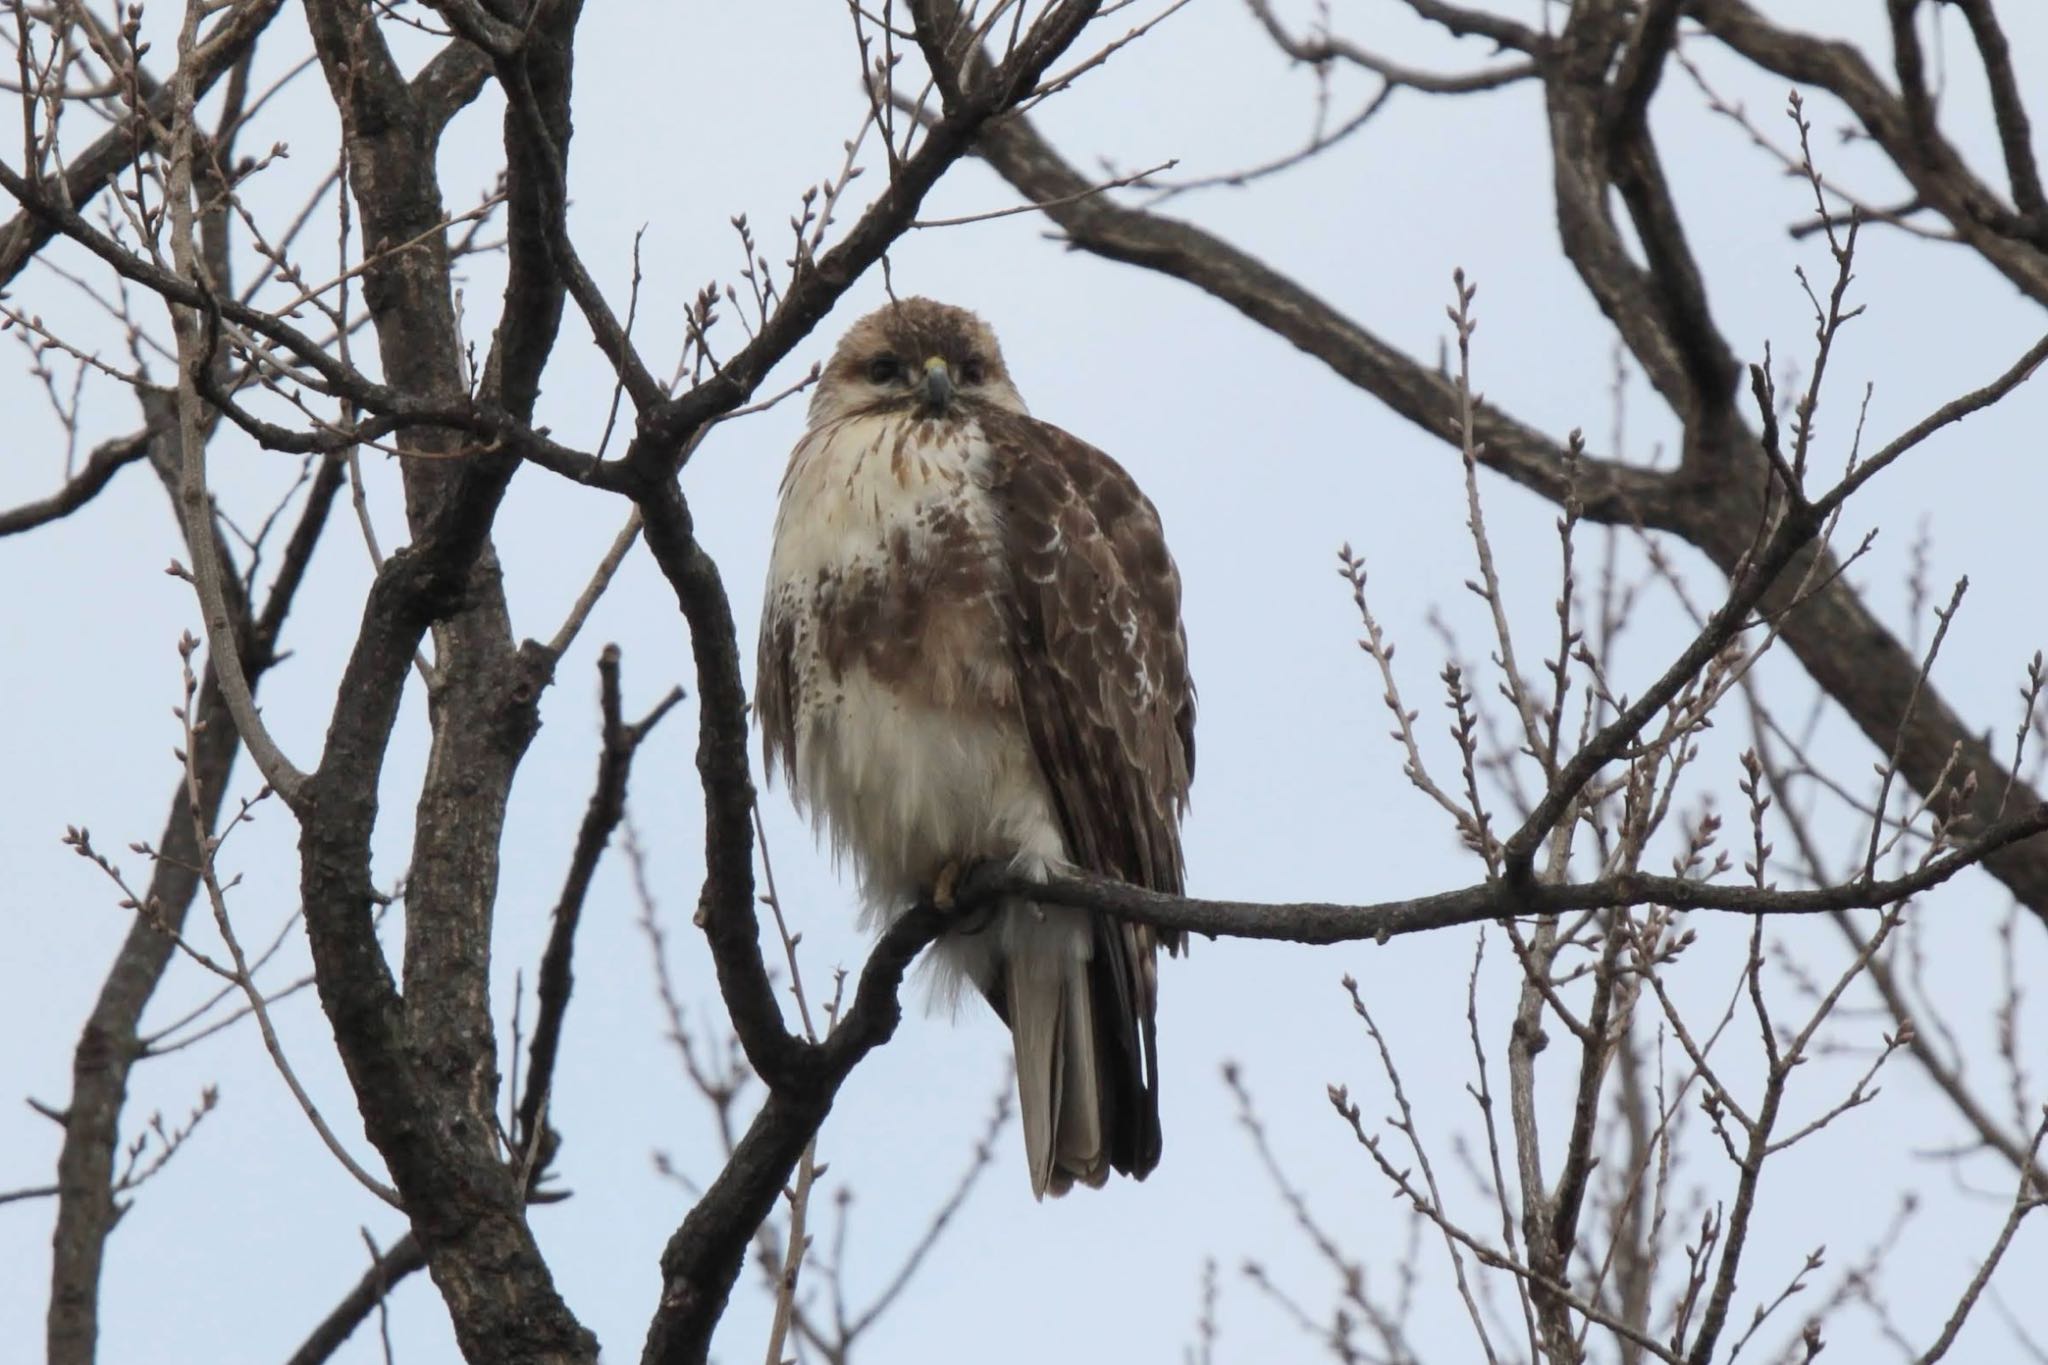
[756, 298, 1196, 1197]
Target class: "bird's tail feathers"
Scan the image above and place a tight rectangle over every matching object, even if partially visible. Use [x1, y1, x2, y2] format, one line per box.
[1005, 902, 1157, 1199]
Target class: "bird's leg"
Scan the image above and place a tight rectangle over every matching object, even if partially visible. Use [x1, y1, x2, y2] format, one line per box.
[932, 858, 967, 909]
[930, 857, 999, 935]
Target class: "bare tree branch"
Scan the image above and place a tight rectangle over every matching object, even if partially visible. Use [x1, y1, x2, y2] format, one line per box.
[0, 427, 152, 536]
[968, 803, 2048, 945]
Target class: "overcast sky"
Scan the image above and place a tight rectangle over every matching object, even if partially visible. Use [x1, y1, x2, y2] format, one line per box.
[4, 3, 2046, 1362]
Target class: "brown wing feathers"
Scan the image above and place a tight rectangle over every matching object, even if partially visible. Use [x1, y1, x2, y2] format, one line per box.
[982, 409, 1194, 1180]
[984, 410, 1194, 896]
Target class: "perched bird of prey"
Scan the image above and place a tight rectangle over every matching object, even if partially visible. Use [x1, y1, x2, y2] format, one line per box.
[756, 297, 1196, 1197]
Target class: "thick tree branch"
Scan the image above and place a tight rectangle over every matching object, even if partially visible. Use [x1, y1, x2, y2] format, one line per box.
[410, 36, 494, 140]
[636, 479, 800, 1085]
[1549, 3, 1740, 420]
[291, 2, 595, 1360]
[287, 647, 678, 1364]
[1607, 0, 1684, 138]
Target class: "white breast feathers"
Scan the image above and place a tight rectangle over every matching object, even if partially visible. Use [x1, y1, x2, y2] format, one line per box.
[760, 412, 1069, 926]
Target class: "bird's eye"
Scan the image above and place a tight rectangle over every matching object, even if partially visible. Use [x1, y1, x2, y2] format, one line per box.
[960, 356, 987, 385]
[865, 355, 902, 384]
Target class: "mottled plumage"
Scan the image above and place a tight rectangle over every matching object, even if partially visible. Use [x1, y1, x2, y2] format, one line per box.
[756, 298, 1195, 1196]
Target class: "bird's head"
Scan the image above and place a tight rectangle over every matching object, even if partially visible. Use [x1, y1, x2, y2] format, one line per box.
[808, 297, 1027, 426]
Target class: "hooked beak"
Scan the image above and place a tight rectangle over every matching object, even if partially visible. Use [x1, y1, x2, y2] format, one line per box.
[919, 355, 955, 412]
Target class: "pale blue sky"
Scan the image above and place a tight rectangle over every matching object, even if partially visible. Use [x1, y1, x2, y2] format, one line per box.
[4, 3, 2045, 1361]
